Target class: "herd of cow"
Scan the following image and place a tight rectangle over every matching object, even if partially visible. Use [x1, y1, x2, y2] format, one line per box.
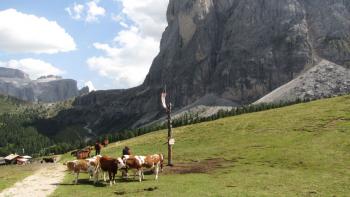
[64, 153, 164, 186]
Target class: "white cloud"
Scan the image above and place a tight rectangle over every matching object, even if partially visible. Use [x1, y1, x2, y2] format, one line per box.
[111, 13, 123, 22]
[0, 9, 76, 54]
[117, 0, 168, 40]
[84, 81, 96, 91]
[66, 0, 105, 23]
[87, 27, 159, 87]
[0, 58, 64, 80]
[86, 1, 106, 22]
[65, 3, 84, 20]
[87, 0, 168, 88]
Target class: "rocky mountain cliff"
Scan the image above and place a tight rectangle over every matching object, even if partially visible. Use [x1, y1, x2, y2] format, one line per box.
[57, 0, 350, 134]
[0, 67, 86, 102]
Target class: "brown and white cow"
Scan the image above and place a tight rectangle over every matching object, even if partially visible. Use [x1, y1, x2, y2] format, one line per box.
[65, 157, 100, 184]
[123, 154, 164, 182]
[85, 155, 102, 179]
[76, 147, 93, 159]
[96, 156, 125, 186]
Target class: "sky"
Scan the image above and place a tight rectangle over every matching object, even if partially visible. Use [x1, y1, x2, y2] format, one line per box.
[0, 0, 169, 90]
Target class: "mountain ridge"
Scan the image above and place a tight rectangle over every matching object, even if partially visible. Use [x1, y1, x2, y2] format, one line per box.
[54, 0, 350, 134]
[0, 67, 88, 103]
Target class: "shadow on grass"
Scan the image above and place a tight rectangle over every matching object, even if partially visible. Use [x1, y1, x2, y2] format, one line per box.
[116, 177, 154, 183]
[114, 186, 159, 196]
[52, 179, 107, 187]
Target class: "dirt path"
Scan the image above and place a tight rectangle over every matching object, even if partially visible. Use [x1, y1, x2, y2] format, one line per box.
[0, 162, 66, 197]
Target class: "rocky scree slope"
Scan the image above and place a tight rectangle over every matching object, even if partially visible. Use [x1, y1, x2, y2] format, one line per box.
[255, 60, 350, 104]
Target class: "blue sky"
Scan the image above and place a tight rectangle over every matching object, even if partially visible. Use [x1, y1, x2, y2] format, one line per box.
[0, 0, 168, 90]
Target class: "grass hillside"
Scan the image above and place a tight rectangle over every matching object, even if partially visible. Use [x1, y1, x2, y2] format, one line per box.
[54, 95, 350, 197]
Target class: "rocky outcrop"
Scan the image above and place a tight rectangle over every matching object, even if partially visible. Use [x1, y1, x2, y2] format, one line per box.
[0, 67, 81, 102]
[255, 59, 350, 104]
[57, 0, 350, 133]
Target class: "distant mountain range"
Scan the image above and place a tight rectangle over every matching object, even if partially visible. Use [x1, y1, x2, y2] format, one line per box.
[0, 67, 89, 102]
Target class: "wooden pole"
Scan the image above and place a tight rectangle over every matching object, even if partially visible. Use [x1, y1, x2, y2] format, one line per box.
[167, 103, 173, 166]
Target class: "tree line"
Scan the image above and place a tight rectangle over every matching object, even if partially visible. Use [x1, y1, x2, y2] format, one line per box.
[0, 98, 85, 157]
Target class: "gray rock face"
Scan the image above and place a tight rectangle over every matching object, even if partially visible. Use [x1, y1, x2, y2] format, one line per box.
[147, 0, 350, 105]
[62, 0, 350, 133]
[254, 59, 350, 104]
[34, 79, 79, 102]
[0, 67, 30, 79]
[0, 67, 80, 102]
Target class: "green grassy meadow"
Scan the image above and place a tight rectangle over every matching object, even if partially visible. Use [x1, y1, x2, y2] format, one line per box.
[0, 164, 41, 192]
[53, 95, 350, 196]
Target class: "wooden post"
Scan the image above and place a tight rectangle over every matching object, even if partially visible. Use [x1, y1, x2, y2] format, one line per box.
[167, 103, 173, 166]
[161, 88, 174, 166]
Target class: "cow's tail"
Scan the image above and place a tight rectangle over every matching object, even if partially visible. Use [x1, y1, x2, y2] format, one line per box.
[159, 154, 164, 172]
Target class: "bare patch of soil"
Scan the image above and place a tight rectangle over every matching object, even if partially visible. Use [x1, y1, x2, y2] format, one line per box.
[163, 158, 235, 175]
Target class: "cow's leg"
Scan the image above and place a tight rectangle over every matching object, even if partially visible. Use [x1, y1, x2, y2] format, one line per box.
[75, 172, 79, 184]
[126, 168, 129, 178]
[94, 169, 99, 184]
[88, 170, 92, 180]
[138, 169, 142, 182]
[103, 172, 107, 182]
[109, 171, 113, 186]
[113, 171, 116, 184]
[121, 169, 127, 179]
[155, 163, 159, 180]
[142, 170, 145, 180]
[122, 168, 129, 178]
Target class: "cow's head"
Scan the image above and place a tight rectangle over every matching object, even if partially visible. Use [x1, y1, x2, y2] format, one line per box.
[116, 157, 126, 169]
